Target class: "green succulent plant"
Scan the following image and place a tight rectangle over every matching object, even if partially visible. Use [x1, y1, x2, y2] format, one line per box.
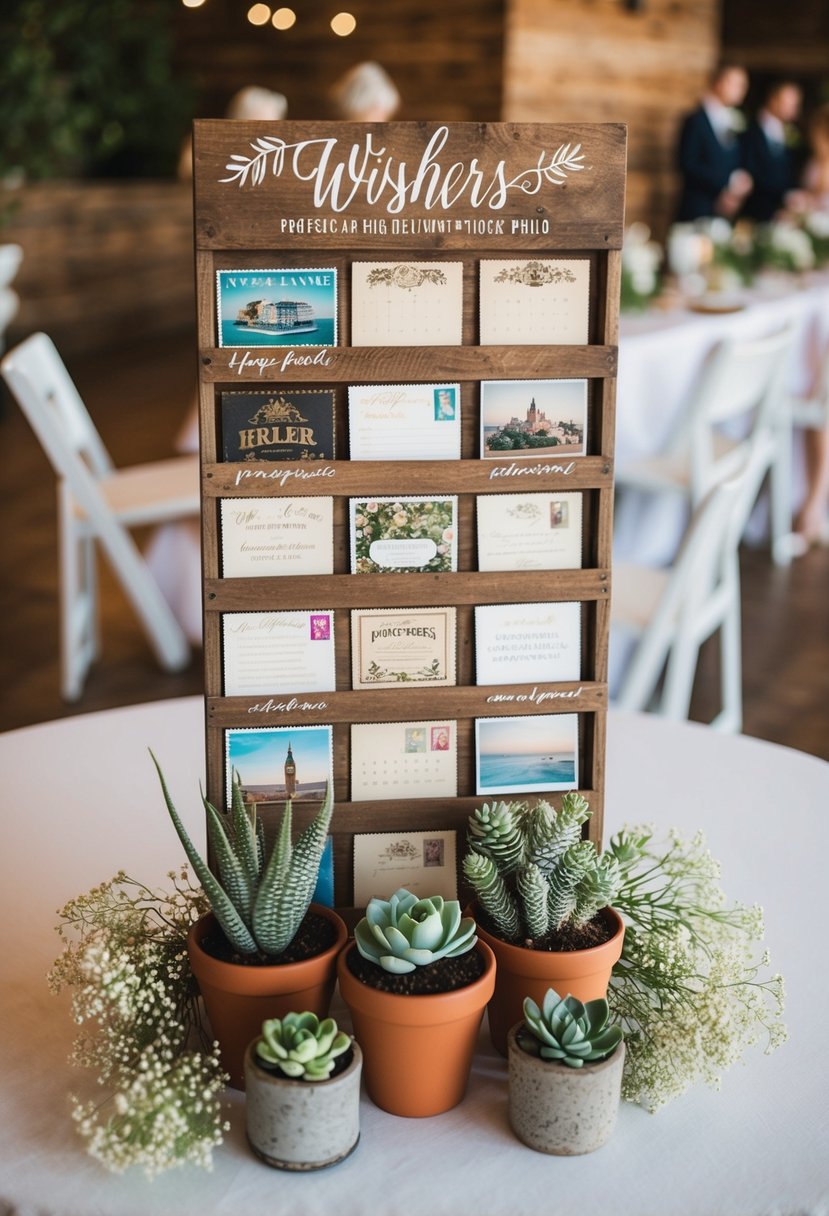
[354, 888, 477, 975]
[152, 754, 333, 957]
[255, 1012, 351, 1081]
[462, 793, 621, 943]
[520, 987, 623, 1068]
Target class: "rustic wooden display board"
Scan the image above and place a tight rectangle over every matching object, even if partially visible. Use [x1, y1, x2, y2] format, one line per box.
[193, 120, 626, 909]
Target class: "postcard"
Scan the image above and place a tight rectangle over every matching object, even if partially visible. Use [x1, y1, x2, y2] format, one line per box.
[476, 492, 583, 572]
[220, 497, 333, 578]
[474, 602, 581, 686]
[221, 389, 336, 462]
[481, 379, 587, 459]
[347, 382, 461, 461]
[349, 496, 458, 574]
[353, 830, 458, 906]
[225, 723, 333, 808]
[351, 606, 456, 689]
[216, 267, 337, 348]
[351, 261, 463, 346]
[222, 610, 336, 696]
[475, 713, 579, 796]
[350, 720, 458, 801]
[479, 259, 590, 345]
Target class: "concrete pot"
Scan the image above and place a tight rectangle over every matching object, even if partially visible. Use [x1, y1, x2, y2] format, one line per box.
[244, 1039, 362, 1171]
[507, 1022, 625, 1155]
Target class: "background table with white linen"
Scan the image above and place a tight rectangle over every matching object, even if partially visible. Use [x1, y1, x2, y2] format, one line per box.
[1, 697, 826, 1216]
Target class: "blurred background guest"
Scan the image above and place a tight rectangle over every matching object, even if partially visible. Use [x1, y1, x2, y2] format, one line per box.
[741, 80, 804, 221]
[177, 84, 287, 179]
[676, 64, 753, 221]
[802, 103, 829, 210]
[329, 61, 400, 122]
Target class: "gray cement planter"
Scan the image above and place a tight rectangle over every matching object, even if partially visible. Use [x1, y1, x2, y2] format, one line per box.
[507, 1022, 624, 1155]
[244, 1039, 362, 1170]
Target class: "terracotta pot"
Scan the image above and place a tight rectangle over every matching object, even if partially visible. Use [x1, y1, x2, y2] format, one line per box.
[336, 939, 496, 1118]
[507, 1022, 625, 1155]
[472, 906, 625, 1056]
[244, 1039, 362, 1170]
[187, 906, 348, 1090]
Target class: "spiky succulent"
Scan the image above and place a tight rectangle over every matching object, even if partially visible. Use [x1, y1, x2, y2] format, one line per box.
[354, 888, 477, 975]
[255, 1012, 351, 1081]
[152, 754, 333, 957]
[520, 987, 623, 1068]
[462, 793, 621, 943]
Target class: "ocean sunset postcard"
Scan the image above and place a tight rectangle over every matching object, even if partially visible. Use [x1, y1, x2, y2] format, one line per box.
[475, 713, 579, 795]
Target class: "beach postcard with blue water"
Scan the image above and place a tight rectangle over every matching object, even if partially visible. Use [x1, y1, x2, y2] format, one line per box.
[216, 268, 337, 348]
[475, 713, 579, 795]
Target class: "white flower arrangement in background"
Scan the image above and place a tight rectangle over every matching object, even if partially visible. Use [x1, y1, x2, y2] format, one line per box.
[621, 223, 662, 310]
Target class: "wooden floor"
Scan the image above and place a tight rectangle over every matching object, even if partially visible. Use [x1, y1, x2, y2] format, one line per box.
[1, 331, 827, 760]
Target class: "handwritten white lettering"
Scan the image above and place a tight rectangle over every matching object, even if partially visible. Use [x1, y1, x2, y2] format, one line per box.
[484, 685, 583, 705]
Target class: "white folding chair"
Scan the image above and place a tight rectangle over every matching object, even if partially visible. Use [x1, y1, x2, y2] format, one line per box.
[773, 339, 829, 552]
[612, 453, 761, 734]
[1, 332, 201, 700]
[615, 325, 795, 566]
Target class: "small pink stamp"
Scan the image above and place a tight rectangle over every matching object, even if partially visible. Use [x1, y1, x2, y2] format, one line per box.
[310, 614, 331, 641]
[430, 725, 450, 751]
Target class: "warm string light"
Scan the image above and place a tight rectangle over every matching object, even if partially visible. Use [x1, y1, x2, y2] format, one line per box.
[184, 1, 357, 36]
[272, 6, 296, 29]
[181, 0, 206, 7]
[247, 3, 271, 25]
[330, 11, 357, 35]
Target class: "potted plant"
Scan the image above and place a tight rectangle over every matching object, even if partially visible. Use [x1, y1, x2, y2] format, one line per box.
[245, 1011, 362, 1170]
[336, 888, 496, 1117]
[153, 757, 347, 1089]
[462, 792, 624, 1054]
[508, 986, 624, 1155]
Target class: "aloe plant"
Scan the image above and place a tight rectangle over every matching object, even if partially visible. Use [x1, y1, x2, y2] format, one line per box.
[520, 987, 623, 1068]
[354, 888, 477, 974]
[255, 1012, 351, 1081]
[462, 793, 621, 943]
[152, 754, 333, 957]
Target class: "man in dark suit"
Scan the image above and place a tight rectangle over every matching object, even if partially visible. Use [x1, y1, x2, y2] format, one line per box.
[676, 65, 753, 222]
[742, 81, 804, 222]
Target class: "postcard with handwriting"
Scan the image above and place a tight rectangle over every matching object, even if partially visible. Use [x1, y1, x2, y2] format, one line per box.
[480, 379, 587, 460]
[222, 610, 336, 696]
[221, 389, 336, 462]
[351, 606, 456, 690]
[225, 723, 333, 808]
[353, 830, 458, 907]
[350, 496, 458, 574]
[216, 268, 337, 348]
[220, 497, 333, 577]
[350, 720, 458, 801]
[351, 261, 463, 346]
[474, 602, 581, 687]
[479, 259, 590, 345]
[475, 713, 579, 796]
[476, 492, 583, 572]
[347, 383, 461, 461]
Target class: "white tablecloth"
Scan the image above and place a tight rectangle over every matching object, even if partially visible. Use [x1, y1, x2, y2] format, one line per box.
[2, 698, 827, 1216]
[615, 274, 829, 565]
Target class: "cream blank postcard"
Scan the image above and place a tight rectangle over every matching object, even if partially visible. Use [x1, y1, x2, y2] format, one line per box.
[351, 262, 463, 346]
[220, 497, 333, 577]
[479, 259, 590, 345]
[475, 713, 579, 796]
[481, 379, 587, 460]
[351, 606, 457, 689]
[222, 611, 336, 696]
[477, 492, 583, 571]
[474, 602, 581, 686]
[350, 720, 458, 801]
[350, 496, 458, 574]
[353, 830, 458, 907]
[347, 383, 461, 460]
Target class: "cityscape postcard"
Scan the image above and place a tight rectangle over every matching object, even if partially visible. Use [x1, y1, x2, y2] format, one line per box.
[480, 379, 587, 459]
[216, 268, 338, 348]
[225, 724, 333, 807]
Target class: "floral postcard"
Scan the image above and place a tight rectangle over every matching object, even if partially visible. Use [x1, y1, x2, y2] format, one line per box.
[222, 610, 336, 697]
[350, 720, 458, 802]
[476, 492, 583, 572]
[479, 259, 590, 345]
[216, 267, 337, 348]
[220, 497, 333, 577]
[347, 382, 461, 461]
[225, 724, 333, 808]
[474, 602, 581, 687]
[481, 379, 587, 459]
[475, 713, 579, 796]
[350, 606, 457, 690]
[351, 261, 463, 346]
[349, 496, 458, 574]
[353, 830, 458, 907]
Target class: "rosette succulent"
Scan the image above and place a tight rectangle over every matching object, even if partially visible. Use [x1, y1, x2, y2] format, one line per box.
[520, 987, 623, 1068]
[354, 888, 477, 975]
[255, 1012, 351, 1081]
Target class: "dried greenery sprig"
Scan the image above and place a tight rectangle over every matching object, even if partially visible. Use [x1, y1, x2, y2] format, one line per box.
[607, 827, 787, 1112]
[49, 869, 229, 1177]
